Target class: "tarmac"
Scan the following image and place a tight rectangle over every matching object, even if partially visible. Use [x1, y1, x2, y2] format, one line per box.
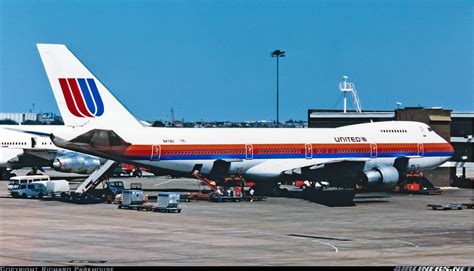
[0, 170, 473, 266]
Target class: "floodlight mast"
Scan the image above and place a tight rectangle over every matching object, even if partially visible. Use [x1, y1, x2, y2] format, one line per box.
[339, 75, 362, 113]
[271, 50, 285, 127]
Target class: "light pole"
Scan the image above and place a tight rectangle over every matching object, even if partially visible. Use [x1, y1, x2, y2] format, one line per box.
[271, 49, 285, 127]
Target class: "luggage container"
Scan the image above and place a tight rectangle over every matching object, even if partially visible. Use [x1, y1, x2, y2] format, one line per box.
[45, 180, 70, 197]
[121, 190, 144, 206]
[156, 192, 181, 213]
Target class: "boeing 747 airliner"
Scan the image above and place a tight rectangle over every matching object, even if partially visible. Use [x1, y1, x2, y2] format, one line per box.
[33, 44, 454, 194]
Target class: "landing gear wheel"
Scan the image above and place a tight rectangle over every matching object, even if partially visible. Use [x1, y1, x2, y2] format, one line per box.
[132, 169, 143, 177]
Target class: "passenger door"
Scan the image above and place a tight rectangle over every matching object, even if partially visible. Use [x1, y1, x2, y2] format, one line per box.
[245, 144, 253, 160]
[31, 137, 37, 148]
[370, 143, 377, 158]
[417, 143, 424, 157]
[305, 144, 312, 159]
[150, 145, 161, 161]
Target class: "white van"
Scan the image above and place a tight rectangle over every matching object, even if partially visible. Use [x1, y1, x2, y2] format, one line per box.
[8, 175, 51, 191]
[11, 183, 48, 198]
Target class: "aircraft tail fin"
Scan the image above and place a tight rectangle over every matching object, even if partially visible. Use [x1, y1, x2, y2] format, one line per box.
[37, 44, 143, 129]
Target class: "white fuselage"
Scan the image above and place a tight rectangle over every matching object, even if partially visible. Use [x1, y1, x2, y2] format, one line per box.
[13, 121, 453, 181]
[0, 126, 101, 174]
[0, 127, 59, 169]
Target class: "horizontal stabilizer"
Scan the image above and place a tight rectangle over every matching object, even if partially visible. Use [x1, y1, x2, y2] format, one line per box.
[50, 129, 131, 162]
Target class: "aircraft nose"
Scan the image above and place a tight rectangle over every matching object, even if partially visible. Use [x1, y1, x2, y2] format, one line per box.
[448, 142, 455, 157]
[439, 142, 455, 164]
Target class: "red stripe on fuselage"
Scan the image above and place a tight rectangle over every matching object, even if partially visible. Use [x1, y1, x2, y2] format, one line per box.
[58, 78, 83, 117]
[67, 78, 93, 117]
[122, 143, 453, 157]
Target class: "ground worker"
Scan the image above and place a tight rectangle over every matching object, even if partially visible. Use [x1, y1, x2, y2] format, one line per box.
[217, 188, 223, 203]
[249, 187, 255, 202]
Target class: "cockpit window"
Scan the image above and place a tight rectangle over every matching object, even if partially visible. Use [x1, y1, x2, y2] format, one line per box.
[427, 127, 433, 132]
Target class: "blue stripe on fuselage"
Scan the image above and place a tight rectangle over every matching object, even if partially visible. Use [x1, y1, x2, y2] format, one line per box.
[125, 152, 452, 161]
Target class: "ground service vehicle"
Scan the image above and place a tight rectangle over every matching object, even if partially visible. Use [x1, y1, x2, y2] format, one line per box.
[10, 179, 69, 198]
[11, 183, 47, 198]
[105, 180, 124, 203]
[8, 175, 51, 191]
[44, 180, 70, 197]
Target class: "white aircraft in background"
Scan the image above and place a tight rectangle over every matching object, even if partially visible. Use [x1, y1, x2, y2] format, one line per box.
[29, 44, 453, 194]
[0, 126, 102, 179]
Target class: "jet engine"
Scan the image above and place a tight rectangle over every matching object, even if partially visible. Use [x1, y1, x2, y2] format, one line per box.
[362, 166, 400, 188]
[52, 155, 101, 174]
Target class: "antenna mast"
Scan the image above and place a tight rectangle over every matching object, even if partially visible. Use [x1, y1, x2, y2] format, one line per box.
[339, 75, 362, 113]
[170, 107, 175, 126]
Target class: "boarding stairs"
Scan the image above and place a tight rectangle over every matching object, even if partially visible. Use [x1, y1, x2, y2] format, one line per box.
[192, 170, 219, 192]
[74, 160, 118, 194]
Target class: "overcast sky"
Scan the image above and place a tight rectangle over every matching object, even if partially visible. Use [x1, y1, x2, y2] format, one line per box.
[0, 0, 472, 122]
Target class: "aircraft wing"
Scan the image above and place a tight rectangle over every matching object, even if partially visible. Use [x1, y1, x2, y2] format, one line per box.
[245, 158, 370, 188]
[281, 158, 370, 175]
[23, 149, 58, 161]
[3, 149, 57, 169]
[246, 158, 369, 177]
[281, 158, 371, 188]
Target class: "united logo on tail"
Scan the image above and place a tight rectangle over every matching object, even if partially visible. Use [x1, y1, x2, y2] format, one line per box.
[58, 78, 104, 117]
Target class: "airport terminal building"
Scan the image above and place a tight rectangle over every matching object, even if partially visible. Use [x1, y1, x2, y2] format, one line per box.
[308, 107, 474, 187]
[0, 112, 37, 123]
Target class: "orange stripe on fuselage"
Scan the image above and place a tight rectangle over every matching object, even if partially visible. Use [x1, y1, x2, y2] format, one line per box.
[123, 143, 453, 156]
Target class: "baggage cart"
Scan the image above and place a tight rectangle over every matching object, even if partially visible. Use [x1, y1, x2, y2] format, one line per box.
[155, 192, 181, 213]
[427, 203, 463, 210]
[120, 190, 144, 207]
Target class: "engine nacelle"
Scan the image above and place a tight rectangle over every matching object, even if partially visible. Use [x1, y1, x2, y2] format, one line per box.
[362, 166, 400, 188]
[53, 155, 101, 174]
